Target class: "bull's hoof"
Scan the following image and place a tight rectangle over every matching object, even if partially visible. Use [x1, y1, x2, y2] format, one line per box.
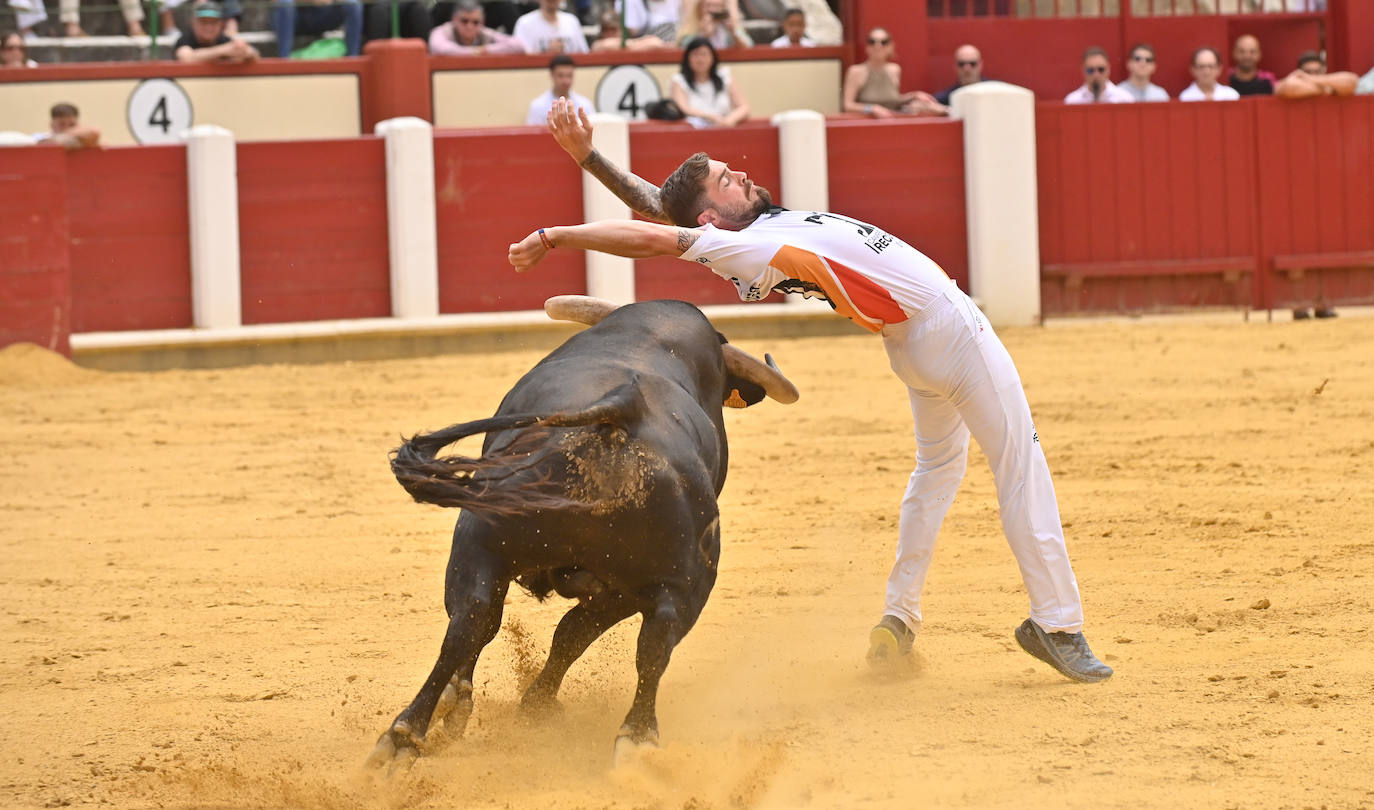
[612, 724, 660, 768]
[519, 688, 564, 718]
[364, 721, 422, 773]
[433, 678, 475, 738]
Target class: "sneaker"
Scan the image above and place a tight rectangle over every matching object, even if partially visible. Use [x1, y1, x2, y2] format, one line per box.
[867, 614, 914, 666]
[1014, 618, 1113, 683]
[1314, 307, 1338, 319]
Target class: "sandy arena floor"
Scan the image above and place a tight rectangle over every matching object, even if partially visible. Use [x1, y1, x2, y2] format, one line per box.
[2, 313, 1372, 810]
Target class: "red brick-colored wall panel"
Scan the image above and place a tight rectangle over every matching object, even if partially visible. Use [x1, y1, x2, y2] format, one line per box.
[237, 138, 392, 324]
[65, 145, 192, 333]
[0, 148, 71, 353]
[432, 129, 586, 312]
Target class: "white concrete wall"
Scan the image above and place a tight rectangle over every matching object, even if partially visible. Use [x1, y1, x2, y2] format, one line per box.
[951, 82, 1042, 327]
[582, 113, 636, 304]
[185, 125, 241, 329]
[376, 117, 440, 319]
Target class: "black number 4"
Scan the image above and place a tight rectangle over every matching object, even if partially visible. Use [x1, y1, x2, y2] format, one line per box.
[617, 84, 640, 117]
[148, 96, 171, 133]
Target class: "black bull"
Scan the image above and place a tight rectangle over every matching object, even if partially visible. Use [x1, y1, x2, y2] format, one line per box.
[366, 296, 799, 769]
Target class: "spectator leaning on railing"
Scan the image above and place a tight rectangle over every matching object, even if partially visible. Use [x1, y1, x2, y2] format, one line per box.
[36, 102, 100, 151]
[512, 0, 588, 54]
[174, 2, 259, 63]
[670, 36, 749, 128]
[770, 8, 813, 48]
[1065, 46, 1134, 104]
[1274, 51, 1358, 99]
[1180, 47, 1239, 102]
[430, 0, 526, 55]
[274, 0, 363, 57]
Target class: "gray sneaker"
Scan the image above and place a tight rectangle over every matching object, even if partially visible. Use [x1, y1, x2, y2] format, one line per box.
[1014, 618, 1114, 683]
[867, 614, 915, 666]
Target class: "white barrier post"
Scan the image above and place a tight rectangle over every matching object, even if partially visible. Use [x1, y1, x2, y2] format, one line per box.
[582, 113, 635, 304]
[951, 82, 1041, 327]
[375, 117, 440, 319]
[185, 125, 241, 329]
[771, 109, 829, 307]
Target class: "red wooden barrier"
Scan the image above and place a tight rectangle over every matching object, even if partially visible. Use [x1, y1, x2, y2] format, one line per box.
[237, 138, 391, 324]
[629, 122, 781, 305]
[432, 128, 587, 312]
[827, 117, 969, 291]
[0, 147, 71, 355]
[66, 145, 192, 333]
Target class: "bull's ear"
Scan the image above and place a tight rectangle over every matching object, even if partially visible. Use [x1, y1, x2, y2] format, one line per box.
[716, 331, 729, 345]
[724, 379, 767, 408]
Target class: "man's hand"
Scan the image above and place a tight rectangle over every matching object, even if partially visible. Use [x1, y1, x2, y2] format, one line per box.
[508, 230, 549, 273]
[548, 97, 594, 164]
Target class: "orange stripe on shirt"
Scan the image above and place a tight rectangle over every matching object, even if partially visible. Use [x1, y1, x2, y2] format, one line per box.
[767, 245, 908, 333]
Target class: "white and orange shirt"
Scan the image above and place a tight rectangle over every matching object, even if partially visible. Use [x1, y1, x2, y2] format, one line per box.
[678, 209, 951, 333]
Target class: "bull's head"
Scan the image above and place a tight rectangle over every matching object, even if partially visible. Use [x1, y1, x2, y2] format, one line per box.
[544, 295, 799, 408]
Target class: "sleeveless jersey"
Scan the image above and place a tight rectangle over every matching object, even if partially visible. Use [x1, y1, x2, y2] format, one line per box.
[678, 209, 951, 333]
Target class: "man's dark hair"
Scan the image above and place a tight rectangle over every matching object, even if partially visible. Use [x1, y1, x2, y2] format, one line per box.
[1296, 50, 1323, 68]
[50, 102, 79, 118]
[1192, 46, 1221, 67]
[548, 54, 575, 71]
[1082, 46, 1108, 63]
[1130, 43, 1155, 59]
[661, 152, 712, 228]
[783, 8, 804, 21]
[454, 0, 480, 11]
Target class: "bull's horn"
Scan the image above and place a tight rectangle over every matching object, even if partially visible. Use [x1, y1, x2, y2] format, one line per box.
[723, 345, 800, 404]
[545, 295, 618, 325]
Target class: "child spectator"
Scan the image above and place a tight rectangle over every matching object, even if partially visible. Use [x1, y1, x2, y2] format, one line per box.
[770, 8, 813, 48]
[174, 2, 260, 63]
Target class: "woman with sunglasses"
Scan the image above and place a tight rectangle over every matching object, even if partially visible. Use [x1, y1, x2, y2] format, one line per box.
[843, 27, 946, 118]
[2, 32, 37, 68]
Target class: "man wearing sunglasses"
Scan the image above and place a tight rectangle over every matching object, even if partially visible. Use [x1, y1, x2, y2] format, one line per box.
[1064, 46, 1134, 105]
[1119, 43, 1169, 102]
[934, 44, 987, 107]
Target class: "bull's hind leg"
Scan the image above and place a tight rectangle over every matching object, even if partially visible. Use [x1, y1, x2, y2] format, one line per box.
[521, 591, 635, 713]
[614, 583, 709, 761]
[366, 551, 509, 771]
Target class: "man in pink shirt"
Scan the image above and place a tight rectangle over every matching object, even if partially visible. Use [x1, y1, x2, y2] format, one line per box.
[429, 0, 526, 56]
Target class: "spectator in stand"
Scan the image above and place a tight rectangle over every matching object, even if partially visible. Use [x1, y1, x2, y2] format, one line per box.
[526, 54, 594, 125]
[1120, 43, 1169, 101]
[430, 0, 525, 55]
[1065, 46, 1134, 104]
[9, 0, 149, 37]
[1181, 47, 1240, 101]
[1274, 52, 1358, 99]
[770, 8, 814, 48]
[677, 0, 751, 50]
[274, 0, 364, 58]
[37, 102, 100, 151]
[934, 44, 986, 106]
[1228, 35, 1277, 96]
[670, 36, 750, 128]
[512, 0, 588, 54]
[2, 32, 37, 67]
[615, 0, 681, 44]
[363, 0, 432, 47]
[844, 27, 946, 118]
[174, 2, 259, 63]
[591, 7, 670, 51]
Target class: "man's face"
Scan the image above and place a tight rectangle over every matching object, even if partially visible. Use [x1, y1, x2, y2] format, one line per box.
[51, 114, 78, 134]
[700, 159, 772, 230]
[551, 65, 574, 97]
[539, 0, 559, 11]
[1192, 51, 1220, 89]
[1083, 53, 1110, 90]
[955, 46, 981, 84]
[781, 13, 805, 42]
[453, 8, 483, 40]
[192, 15, 224, 44]
[1128, 48, 1155, 81]
[1233, 36, 1259, 72]
[1299, 59, 1325, 75]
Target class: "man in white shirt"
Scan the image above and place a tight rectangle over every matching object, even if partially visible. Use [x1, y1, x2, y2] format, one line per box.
[507, 99, 1117, 686]
[1180, 46, 1241, 101]
[1064, 46, 1134, 104]
[770, 8, 814, 48]
[1120, 43, 1169, 102]
[526, 55, 595, 125]
[512, 0, 589, 54]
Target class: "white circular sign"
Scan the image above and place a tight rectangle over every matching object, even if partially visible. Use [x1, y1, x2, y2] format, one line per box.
[127, 78, 193, 145]
[594, 64, 662, 122]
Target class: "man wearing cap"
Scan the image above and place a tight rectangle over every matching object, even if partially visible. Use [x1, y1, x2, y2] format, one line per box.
[175, 1, 260, 63]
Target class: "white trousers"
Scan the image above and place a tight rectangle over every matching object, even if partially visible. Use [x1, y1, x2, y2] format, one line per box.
[880, 282, 1084, 635]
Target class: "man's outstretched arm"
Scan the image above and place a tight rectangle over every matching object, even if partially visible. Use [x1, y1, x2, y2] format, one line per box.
[547, 98, 672, 225]
[509, 221, 699, 273]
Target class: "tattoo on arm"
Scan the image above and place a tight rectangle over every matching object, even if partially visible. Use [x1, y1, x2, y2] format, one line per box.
[581, 149, 670, 224]
[676, 228, 699, 253]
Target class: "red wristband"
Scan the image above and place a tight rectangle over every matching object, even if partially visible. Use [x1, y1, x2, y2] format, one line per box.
[538, 228, 555, 250]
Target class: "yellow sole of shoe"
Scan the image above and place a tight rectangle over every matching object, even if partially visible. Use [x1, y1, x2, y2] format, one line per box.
[867, 625, 902, 666]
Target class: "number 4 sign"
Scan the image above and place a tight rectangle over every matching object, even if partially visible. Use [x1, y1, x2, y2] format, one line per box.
[593, 65, 662, 122]
[127, 78, 194, 145]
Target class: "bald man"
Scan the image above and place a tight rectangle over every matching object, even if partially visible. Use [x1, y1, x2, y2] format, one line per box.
[1228, 34, 1277, 96]
[935, 44, 987, 106]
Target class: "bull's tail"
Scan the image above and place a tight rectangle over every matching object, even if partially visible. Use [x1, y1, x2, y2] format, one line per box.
[390, 381, 644, 517]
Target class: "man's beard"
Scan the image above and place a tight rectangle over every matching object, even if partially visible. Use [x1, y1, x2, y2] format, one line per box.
[719, 185, 774, 229]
